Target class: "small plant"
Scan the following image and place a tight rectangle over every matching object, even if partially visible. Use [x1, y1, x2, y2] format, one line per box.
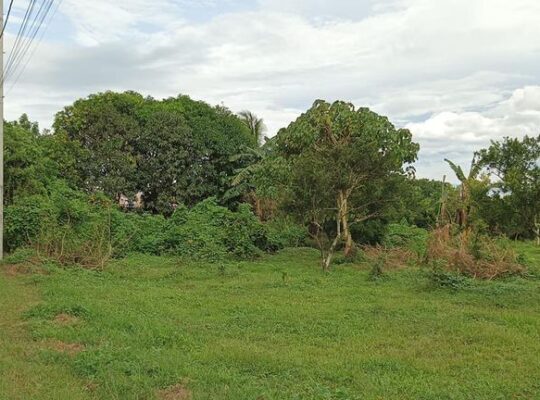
[218, 263, 227, 277]
[428, 260, 468, 290]
[368, 254, 387, 281]
[282, 271, 289, 285]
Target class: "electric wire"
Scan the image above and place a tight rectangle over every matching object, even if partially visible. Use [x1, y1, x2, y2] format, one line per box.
[4, 0, 53, 83]
[5, 0, 54, 82]
[0, 0, 15, 39]
[4, 0, 39, 81]
[7, 0, 62, 94]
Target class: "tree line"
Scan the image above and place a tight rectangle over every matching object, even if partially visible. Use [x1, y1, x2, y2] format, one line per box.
[4, 91, 539, 271]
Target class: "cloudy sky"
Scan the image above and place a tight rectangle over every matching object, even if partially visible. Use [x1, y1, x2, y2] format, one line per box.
[4, 0, 540, 180]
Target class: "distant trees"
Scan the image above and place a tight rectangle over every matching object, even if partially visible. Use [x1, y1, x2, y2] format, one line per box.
[4, 90, 538, 268]
[273, 100, 419, 270]
[53, 92, 256, 213]
[479, 135, 540, 240]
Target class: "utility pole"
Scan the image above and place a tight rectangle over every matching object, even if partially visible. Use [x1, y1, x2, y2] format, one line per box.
[1, 0, 4, 260]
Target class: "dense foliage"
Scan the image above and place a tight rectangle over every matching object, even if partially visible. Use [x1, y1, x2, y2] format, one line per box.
[268, 100, 419, 269]
[479, 135, 540, 239]
[2, 94, 539, 273]
[53, 91, 256, 213]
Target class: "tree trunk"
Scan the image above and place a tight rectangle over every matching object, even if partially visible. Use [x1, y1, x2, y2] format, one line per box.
[339, 190, 354, 257]
[249, 191, 263, 220]
[320, 196, 346, 272]
[535, 215, 540, 246]
[322, 232, 341, 272]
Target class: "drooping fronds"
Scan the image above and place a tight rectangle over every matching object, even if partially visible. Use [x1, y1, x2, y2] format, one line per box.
[239, 110, 267, 145]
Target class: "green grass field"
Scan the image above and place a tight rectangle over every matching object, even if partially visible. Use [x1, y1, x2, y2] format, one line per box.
[1, 244, 540, 400]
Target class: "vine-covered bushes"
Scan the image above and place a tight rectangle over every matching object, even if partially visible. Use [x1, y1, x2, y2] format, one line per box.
[382, 222, 429, 258]
[5, 181, 119, 268]
[5, 185, 303, 267]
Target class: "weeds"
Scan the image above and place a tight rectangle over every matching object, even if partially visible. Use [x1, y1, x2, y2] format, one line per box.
[428, 260, 469, 290]
[368, 254, 387, 282]
[426, 226, 525, 279]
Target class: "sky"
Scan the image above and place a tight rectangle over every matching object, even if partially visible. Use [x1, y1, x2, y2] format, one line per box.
[4, 0, 540, 181]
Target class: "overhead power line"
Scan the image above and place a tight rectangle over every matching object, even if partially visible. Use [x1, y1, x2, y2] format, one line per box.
[4, 0, 39, 80]
[5, 0, 54, 81]
[8, 0, 63, 94]
[0, 0, 15, 39]
[2, 0, 59, 87]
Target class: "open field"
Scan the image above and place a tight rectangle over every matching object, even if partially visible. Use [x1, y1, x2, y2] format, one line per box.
[1, 245, 540, 400]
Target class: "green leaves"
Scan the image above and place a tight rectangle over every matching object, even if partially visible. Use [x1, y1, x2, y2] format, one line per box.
[52, 92, 256, 213]
[478, 135, 540, 239]
[444, 159, 467, 183]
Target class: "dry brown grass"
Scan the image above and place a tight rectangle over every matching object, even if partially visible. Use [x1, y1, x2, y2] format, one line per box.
[157, 384, 192, 400]
[362, 245, 418, 270]
[43, 340, 85, 356]
[53, 313, 81, 326]
[426, 225, 525, 280]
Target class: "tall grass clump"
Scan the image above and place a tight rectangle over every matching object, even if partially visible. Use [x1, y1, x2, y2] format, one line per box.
[426, 225, 525, 280]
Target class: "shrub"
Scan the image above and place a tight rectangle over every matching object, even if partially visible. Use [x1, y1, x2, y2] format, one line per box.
[426, 226, 526, 280]
[428, 261, 469, 290]
[383, 222, 429, 259]
[368, 254, 387, 281]
[110, 212, 168, 256]
[263, 216, 308, 251]
[5, 186, 289, 265]
[4, 194, 54, 252]
[5, 182, 120, 268]
[164, 199, 264, 261]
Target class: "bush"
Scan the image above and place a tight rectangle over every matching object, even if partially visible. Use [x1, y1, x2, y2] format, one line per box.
[428, 261, 469, 290]
[163, 199, 265, 261]
[6, 181, 310, 265]
[426, 226, 526, 280]
[5, 194, 54, 252]
[5, 181, 120, 268]
[368, 254, 387, 282]
[110, 212, 168, 256]
[263, 216, 308, 251]
[383, 222, 429, 259]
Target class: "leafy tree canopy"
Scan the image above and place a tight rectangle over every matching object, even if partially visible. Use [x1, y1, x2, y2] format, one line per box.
[479, 135, 540, 239]
[271, 100, 419, 268]
[53, 91, 256, 213]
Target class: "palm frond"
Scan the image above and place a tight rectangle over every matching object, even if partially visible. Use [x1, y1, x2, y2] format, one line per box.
[445, 159, 467, 183]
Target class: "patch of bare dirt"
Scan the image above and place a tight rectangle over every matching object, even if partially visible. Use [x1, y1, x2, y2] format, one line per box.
[157, 384, 192, 400]
[84, 382, 99, 393]
[53, 313, 81, 326]
[45, 340, 85, 356]
[2, 263, 48, 277]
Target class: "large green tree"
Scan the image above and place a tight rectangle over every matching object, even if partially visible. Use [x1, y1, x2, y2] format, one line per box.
[53, 92, 255, 213]
[4, 118, 48, 205]
[274, 100, 419, 269]
[479, 135, 540, 240]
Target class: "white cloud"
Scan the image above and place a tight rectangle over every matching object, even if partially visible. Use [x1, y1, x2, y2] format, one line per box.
[4, 0, 540, 179]
[408, 86, 540, 181]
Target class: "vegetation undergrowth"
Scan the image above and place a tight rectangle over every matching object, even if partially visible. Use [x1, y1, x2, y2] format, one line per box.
[426, 226, 526, 280]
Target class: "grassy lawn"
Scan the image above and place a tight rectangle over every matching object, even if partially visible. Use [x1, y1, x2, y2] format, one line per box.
[1, 245, 540, 399]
